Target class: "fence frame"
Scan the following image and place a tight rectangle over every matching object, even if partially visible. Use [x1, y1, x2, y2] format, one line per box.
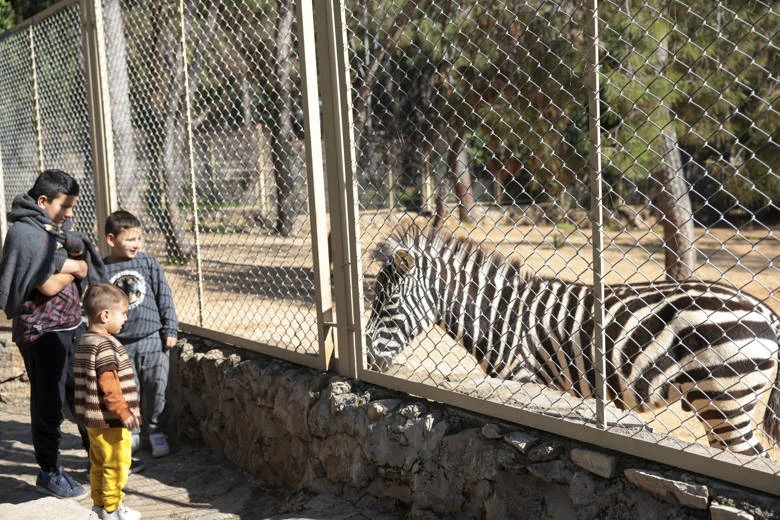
[0, 0, 777, 497]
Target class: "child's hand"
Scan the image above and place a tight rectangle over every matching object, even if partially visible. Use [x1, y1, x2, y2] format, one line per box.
[62, 258, 88, 279]
[164, 336, 178, 349]
[123, 415, 141, 431]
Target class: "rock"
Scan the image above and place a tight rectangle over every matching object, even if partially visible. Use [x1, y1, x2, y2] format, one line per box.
[710, 503, 754, 520]
[624, 469, 708, 509]
[0, 336, 28, 405]
[503, 431, 538, 454]
[481, 423, 503, 439]
[527, 441, 562, 462]
[527, 460, 571, 484]
[366, 399, 402, 420]
[570, 448, 617, 479]
[0, 497, 98, 520]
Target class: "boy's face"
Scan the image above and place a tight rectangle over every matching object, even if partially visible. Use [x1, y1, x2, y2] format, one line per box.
[103, 300, 129, 335]
[106, 227, 143, 261]
[37, 194, 77, 226]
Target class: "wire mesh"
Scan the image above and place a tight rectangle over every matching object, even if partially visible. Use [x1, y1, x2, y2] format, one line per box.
[350, 0, 779, 473]
[101, 0, 319, 355]
[0, 3, 96, 239]
[0, 0, 778, 491]
[0, 27, 39, 200]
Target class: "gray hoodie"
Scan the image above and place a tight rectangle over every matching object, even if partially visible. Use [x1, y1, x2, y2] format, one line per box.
[0, 193, 104, 318]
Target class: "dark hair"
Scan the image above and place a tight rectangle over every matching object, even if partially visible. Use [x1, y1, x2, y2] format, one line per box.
[28, 169, 79, 200]
[105, 210, 142, 236]
[83, 282, 128, 319]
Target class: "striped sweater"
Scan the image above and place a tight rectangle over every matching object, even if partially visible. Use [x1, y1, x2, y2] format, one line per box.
[74, 331, 140, 429]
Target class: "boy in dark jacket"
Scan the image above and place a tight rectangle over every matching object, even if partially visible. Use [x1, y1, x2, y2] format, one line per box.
[0, 169, 104, 498]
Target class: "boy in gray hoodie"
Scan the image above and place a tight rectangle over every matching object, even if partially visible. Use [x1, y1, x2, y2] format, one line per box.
[103, 210, 178, 458]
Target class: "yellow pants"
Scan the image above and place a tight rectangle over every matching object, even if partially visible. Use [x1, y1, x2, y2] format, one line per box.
[87, 426, 131, 511]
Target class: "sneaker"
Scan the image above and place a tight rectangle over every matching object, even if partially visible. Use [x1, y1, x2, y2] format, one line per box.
[128, 458, 146, 475]
[149, 433, 170, 458]
[101, 503, 141, 520]
[92, 505, 103, 517]
[131, 432, 141, 454]
[35, 466, 87, 498]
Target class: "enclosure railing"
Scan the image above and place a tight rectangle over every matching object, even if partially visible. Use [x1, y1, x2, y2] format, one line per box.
[0, 0, 777, 496]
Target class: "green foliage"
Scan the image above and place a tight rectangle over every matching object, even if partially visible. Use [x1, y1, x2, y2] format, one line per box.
[6, 0, 776, 222]
[556, 221, 576, 232]
[3, 0, 58, 27]
[600, 0, 778, 213]
[551, 232, 567, 250]
[0, 0, 14, 31]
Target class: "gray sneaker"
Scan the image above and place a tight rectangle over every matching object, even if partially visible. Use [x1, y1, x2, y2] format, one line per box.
[35, 467, 87, 498]
[128, 458, 146, 475]
[149, 433, 170, 458]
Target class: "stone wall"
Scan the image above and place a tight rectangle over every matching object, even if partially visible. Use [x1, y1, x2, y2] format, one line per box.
[169, 335, 780, 520]
[0, 333, 29, 406]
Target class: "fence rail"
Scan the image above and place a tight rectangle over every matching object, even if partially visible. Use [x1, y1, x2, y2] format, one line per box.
[0, 0, 778, 496]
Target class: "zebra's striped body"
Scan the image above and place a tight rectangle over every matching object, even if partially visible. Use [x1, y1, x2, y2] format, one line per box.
[365, 226, 780, 455]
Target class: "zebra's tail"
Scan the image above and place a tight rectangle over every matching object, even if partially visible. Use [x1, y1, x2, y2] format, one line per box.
[763, 365, 780, 443]
[762, 323, 780, 443]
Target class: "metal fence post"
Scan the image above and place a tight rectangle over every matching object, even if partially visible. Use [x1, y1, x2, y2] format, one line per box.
[297, 0, 336, 370]
[0, 143, 6, 250]
[79, 0, 117, 248]
[30, 25, 44, 174]
[178, 0, 205, 327]
[587, 0, 607, 429]
[315, 0, 362, 378]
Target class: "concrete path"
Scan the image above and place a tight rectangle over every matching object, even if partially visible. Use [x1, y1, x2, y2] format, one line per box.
[0, 403, 401, 519]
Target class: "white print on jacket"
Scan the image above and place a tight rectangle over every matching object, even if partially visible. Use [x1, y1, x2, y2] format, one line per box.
[109, 269, 147, 310]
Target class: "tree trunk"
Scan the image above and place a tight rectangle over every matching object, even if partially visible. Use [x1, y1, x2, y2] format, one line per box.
[653, 27, 696, 281]
[448, 135, 476, 224]
[654, 126, 696, 281]
[271, 0, 296, 236]
[103, 0, 143, 213]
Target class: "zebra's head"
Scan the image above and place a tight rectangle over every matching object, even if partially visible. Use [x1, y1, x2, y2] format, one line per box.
[365, 247, 438, 372]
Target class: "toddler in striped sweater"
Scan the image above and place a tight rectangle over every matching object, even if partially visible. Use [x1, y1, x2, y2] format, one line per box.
[74, 283, 142, 520]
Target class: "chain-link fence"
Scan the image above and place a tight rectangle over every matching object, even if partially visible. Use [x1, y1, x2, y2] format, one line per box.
[350, 0, 779, 490]
[0, 1, 96, 238]
[0, 0, 778, 495]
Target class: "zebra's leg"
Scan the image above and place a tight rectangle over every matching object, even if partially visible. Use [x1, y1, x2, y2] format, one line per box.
[683, 378, 768, 456]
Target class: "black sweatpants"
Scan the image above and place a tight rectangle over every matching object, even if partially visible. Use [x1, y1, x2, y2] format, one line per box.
[18, 324, 89, 473]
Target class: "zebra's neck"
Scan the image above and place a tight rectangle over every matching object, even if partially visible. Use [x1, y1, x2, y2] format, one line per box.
[435, 254, 540, 359]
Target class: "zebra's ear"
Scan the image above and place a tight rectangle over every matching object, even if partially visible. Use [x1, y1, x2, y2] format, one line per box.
[393, 249, 415, 274]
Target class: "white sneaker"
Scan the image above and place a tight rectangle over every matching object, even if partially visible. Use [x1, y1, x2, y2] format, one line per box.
[149, 433, 170, 458]
[101, 503, 141, 520]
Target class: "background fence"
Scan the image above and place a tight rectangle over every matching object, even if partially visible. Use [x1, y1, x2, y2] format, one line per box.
[0, 0, 777, 496]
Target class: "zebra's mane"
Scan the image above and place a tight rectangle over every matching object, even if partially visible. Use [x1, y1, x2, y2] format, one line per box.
[380, 224, 532, 280]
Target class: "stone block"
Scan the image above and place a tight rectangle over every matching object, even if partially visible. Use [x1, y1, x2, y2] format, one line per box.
[710, 503, 754, 520]
[570, 448, 617, 479]
[624, 468, 708, 509]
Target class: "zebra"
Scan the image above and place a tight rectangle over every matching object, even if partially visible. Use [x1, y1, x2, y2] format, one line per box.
[365, 225, 780, 455]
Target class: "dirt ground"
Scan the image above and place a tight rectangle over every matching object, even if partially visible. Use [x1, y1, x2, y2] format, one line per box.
[158, 206, 780, 460]
[0, 402, 400, 519]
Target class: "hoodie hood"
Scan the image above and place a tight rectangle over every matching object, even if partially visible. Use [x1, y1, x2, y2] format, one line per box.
[7, 193, 55, 229]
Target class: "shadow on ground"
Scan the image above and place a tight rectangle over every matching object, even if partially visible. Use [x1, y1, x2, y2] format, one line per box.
[0, 404, 400, 519]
